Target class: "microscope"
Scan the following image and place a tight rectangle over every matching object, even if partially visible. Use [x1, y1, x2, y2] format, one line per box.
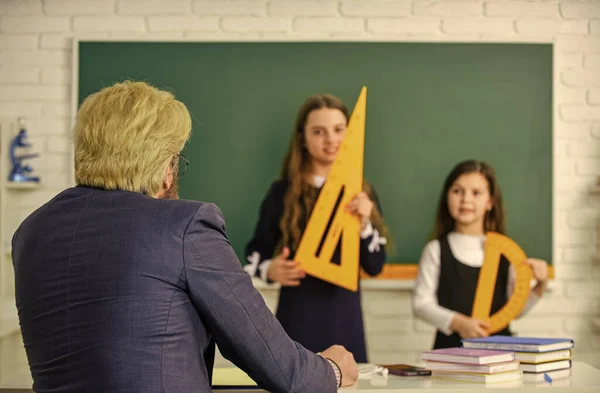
[8, 118, 40, 183]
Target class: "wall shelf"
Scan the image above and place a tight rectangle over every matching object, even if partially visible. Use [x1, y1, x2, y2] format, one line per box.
[5, 182, 41, 190]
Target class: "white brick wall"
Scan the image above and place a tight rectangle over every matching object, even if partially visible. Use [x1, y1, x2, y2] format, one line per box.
[0, 67, 39, 84]
[515, 18, 588, 37]
[0, 33, 38, 49]
[268, 0, 338, 17]
[0, 16, 70, 32]
[0, 0, 43, 16]
[73, 16, 145, 32]
[340, 1, 411, 18]
[44, 0, 114, 16]
[415, 1, 482, 17]
[118, 0, 191, 16]
[222, 16, 290, 33]
[147, 16, 219, 32]
[194, 1, 266, 16]
[367, 18, 440, 35]
[0, 0, 599, 373]
[486, 2, 560, 19]
[589, 90, 600, 105]
[561, 3, 600, 20]
[592, 20, 600, 36]
[294, 16, 364, 33]
[0, 50, 68, 66]
[442, 18, 515, 36]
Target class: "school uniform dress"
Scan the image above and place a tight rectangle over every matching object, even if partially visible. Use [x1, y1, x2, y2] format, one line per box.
[244, 177, 387, 362]
[413, 232, 541, 349]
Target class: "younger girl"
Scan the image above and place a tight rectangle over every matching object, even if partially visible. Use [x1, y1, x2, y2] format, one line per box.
[413, 160, 549, 349]
[244, 94, 390, 362]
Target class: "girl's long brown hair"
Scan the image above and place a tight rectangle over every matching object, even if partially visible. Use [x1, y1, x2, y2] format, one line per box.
[279, 94, 390, 252]
[432, 159, 505, 239]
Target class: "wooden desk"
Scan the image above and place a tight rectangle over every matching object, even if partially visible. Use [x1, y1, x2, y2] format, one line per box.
[212, 362, 600, 392]
[1, 362, 599, 392]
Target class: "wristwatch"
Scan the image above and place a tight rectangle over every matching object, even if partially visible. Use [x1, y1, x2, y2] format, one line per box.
[325, 358, 342, 388]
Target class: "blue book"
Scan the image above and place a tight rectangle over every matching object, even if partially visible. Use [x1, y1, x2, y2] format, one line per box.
[462, 336, 574, 353]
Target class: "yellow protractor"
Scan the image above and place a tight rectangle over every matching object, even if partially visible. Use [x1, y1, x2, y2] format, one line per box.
[294, 87, 366, 292]
[472, 232, 534, 334]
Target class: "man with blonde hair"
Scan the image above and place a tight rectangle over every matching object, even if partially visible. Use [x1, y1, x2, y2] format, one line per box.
[12, 81, 357, 393]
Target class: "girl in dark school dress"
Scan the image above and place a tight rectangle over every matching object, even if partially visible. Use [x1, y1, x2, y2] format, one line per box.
[412, 159, 549, 349]
[244, 94, 390, 362]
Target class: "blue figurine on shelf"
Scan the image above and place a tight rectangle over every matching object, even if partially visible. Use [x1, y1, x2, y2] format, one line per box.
[9, 118, 40, 183]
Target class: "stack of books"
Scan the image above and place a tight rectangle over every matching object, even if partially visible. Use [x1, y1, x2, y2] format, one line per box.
[421, 347, 522, 384]
[462, 336, 574, 383]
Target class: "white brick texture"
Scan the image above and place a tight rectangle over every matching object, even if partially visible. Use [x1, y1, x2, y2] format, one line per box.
[340, 1, 411, 18]
[43, 103, 71, 118]
[268, 1, 338, 17]
[591, 20, 600, 36]
[44, 0, 114, 16]
[589, 91, 600, 105]
[41, 68, 70, 85]
[561, 71, 600, 88]
[561, 105, 600, 122]
[560, 3, 600, 19]
[558, 87, 586, 104]
[46, 135, 72, 154]
[0, 34, 38, 50]
[443, 18, 515, 36]
[568, 141, 600, 158]
[577, 158, 600, 176]
[0, 16, 70, 33]
[0, 102, 43, 117]
[117, 0, 192, 15]
[556, 37, 600, 53]
[485, 2, 560, 18]
[294, 17, 364, 33]
[0, 85, 69, 101]
[516, 18, 588, 37]
[73, 16, 146, 32]
[221, 16, 291, 33]
[556, 123, 592, 140]
[147, 16, 219, 32]
[558, 52, 583, 70]
[563, 247, 594, 264]
[0, 50, 69, 67]
[592, 124, 600, 140]
[565, 282, 600, 298]
[0, 0, 43, 16]
[367, 18, 440, 35]
[414, 1, 481, 17]
[194, 1, 266, 16]
[585, 55, 600, 70]
[567, 208, 598, 229]
[24, 117, 72, 135]
[0, 67, 39, 84]
[40, 34, 73, 50]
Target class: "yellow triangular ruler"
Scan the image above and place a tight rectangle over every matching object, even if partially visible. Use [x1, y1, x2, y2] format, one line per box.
[294, 87, 366, 292]
[472, 232, 534, 334]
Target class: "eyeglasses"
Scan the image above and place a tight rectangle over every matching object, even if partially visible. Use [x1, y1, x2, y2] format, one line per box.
[177, 153, 189, 177]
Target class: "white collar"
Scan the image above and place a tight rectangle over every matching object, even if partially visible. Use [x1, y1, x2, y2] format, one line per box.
[313, 175, 325, 188]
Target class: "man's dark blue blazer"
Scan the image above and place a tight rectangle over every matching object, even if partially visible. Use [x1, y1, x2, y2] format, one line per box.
[12, 186, 335, 393]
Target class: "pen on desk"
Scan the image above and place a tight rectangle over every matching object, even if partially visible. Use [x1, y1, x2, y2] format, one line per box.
[544, 373, 552, 384]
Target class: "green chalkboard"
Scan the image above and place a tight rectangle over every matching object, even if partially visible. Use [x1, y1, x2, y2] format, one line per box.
[78, 41, 552, 265]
